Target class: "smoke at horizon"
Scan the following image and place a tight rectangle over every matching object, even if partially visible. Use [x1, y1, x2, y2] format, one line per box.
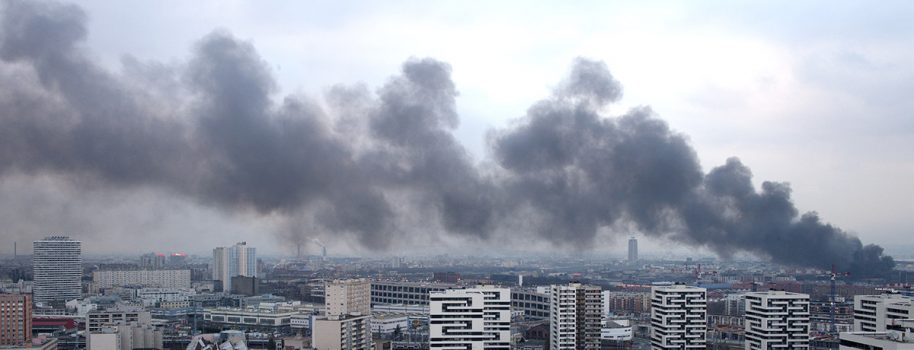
[0, 0, 894, 277]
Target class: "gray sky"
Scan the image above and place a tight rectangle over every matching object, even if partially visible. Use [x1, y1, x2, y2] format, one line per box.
[2, 0, 913, 259]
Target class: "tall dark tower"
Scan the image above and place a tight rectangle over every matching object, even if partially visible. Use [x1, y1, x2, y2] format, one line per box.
[627, 237, 638, 262]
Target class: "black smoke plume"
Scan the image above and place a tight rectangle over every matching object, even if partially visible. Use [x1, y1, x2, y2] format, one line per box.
[0, 0, 894, 277]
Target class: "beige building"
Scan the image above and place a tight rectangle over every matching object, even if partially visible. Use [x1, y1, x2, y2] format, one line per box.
[87, 323, 163, 350]
[313, 279, 373, 350]
[313, 315, 372, 350]
[326, 279, 371, 318]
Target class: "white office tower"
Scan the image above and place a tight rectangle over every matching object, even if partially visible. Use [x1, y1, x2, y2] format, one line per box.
[313, 279, 373, 350]
[33, 236, 82, 304]
[212, 242, 256, 292]
[744, 291, 810, 350]
[853, 294, 914, 332]
[429, 286, 511, 350]
[628, 237, 638, 262]
[650, 285, 707, 350]
[550, 283, 602, 350]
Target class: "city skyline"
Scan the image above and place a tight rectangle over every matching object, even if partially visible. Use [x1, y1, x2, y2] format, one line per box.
[0, 1, 911, 273]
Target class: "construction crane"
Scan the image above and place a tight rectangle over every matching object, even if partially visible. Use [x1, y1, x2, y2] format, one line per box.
[829, 264, 850, 335]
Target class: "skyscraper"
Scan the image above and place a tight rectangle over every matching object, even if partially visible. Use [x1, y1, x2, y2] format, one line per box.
[628, 237, 638, 262]
[650, 285, 707, 350]
[550, 283, 603, 350]
[212, 242, 256, 292]
[744, 291, 810, 350]
[429, 286, 511, 350]
[33, 236, 82, 304]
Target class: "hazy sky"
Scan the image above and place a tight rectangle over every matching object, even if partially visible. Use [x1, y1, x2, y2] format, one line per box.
[2, 1, 913, 258]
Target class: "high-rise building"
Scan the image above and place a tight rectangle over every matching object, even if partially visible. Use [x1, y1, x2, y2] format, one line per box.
[139, 253, 166, 269]
[429, 286, 511, 350]
[0, 294, 32, 346]
[744, 291, 810, 350]
[650, 285, 707, 350]
[326, 279, 371, 318]
[212, 242, 256, 292]
[853, 294, 914, 332]
[313, 279, 373, 350]
[628, 237, 638, 262]
[33, 236, 82, 304]
[550, 283, 602, 350]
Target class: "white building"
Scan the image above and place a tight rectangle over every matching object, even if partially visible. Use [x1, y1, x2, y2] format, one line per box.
[744, 291, 810, 350]
[92, 270, 191, 289]
[601, 319, 633, 341]
[429, 286, 511, 350]
[550, 283, 602, 350]
[33, 236, 82, 304]
[86, 309, 152, 333]
[213, 242, 256, 292]
[854, 294, 914, 332]
[650, 285, 707, 350]
[135, 288, 195, 308]
[840, 319, 914, 350]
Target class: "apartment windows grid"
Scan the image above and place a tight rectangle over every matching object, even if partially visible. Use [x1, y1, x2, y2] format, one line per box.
[429, 287, 511, 350]
[33, 236, 82, 304]
[744, 291, 810, 350]
[650, 285, 707, 350]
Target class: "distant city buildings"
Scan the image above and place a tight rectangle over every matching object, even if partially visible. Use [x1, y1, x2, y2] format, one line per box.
[0, 294, 32, 346]
[32, 236, 82, 304]
[650, 285, 707, 350]
[429, 286, 511, 350]
[139, 253, 167, 270]
[550, 283, 602, 350]
[628, 237, 638, 262]
[213, 242, 257, 293]
[744, 291, 810, 350]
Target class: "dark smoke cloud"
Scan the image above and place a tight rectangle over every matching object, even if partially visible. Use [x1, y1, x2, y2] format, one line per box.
[0, 0, 894, 276]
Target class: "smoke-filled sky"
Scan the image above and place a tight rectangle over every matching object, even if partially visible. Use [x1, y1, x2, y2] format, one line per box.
[0, 1, 912, 271]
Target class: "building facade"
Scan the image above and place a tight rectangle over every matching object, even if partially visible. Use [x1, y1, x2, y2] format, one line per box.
[429, 287, 511, 350]
[370, 281, 456, 306]
[86, 309, 152, 333]
[0, 294, 32, 346]
[92, 269, 191, 289]
[511, 289, 550, 320]
[213, 242, 257, 292]
[33, 236, 82, 304]
[550, 283, 602, 350]
[650, 285, 707, 350]
[853, 294, 914, 332]
[744, 291, 810, 350]
[326, 279, 371, 317]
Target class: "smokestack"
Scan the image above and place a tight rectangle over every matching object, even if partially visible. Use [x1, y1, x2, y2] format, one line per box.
[12, 241, 15, 258]
[518, 275, 524, 287]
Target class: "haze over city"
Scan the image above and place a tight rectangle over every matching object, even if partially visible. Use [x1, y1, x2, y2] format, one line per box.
[0, 0, 912, 268]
